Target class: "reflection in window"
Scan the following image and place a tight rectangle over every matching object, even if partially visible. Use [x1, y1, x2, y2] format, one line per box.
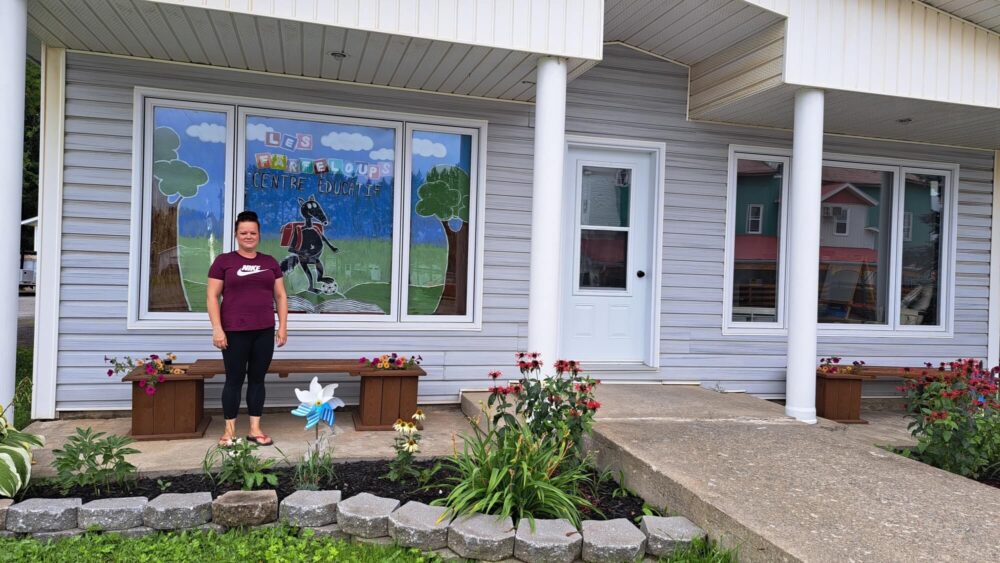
[243, 114, 396, 315]
[900, 174, 944, 326]
[817, 167, 893, 325]
[580, 230, 628, 289]
[732, 159, 783, 323]
[408, 130, 473, 316]
[148, 106, 227, 313]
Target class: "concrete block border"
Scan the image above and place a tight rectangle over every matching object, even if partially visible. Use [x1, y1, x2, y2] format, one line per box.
[2, 492, 706, 561]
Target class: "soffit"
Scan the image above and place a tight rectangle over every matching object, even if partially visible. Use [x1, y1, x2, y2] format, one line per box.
[27, 0, 597, 102]
[695, 84, 1000, 150]
[604, 0, 786, 65]
[920, 0, 1000, 34]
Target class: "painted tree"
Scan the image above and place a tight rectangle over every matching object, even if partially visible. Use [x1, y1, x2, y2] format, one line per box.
[149, 126, 209, 311]
[414, 165, 470, 315]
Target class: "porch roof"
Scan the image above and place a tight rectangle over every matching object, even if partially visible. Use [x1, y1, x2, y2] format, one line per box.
[26, 0, 600, 102]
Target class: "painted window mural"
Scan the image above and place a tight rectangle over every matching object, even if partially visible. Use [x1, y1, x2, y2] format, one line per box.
[147, 104, 229, 313]
[407, 128, 474, 316]
[242, 113, 398, 316]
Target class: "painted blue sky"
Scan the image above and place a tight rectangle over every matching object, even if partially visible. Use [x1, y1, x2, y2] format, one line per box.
[154, 107, 228, 222]
[410, 130, 473, 246]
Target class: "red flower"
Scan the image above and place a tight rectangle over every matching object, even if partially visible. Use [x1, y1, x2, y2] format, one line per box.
[359, 357, 368, 364]
[488, 371, 502, 379]
[586, 400, 601, 410]
[107, 369, 114, 377]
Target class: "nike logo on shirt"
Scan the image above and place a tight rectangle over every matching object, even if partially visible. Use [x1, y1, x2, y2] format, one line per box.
[236, 265, 266, 277]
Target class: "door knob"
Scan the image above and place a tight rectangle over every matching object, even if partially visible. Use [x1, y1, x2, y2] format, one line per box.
[636, 270, 646, 278]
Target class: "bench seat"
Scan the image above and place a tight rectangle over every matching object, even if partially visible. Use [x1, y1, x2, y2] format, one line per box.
[185, 358, 426, 379]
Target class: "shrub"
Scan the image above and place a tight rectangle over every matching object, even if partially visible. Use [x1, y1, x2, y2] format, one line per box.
[435, 411, 594, 528]
[0, 405, 44, 497]
[51, 427, 137, 494]
[202, 439, 280, 490]
[900, 358, 1000, 477]
[488, 353, 601, 454]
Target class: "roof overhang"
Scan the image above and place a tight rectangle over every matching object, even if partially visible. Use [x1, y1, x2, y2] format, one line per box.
[27, 0, 602, 102]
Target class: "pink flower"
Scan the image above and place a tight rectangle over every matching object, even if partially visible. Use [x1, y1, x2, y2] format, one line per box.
[107, 369, 114, 377]
[359, 357, 368, 364]
[145, 364, 155, 375]
[145, 385, 156, 396]
[149, 354, 159, 360]
[488, 371, 502, 380]
[138, 380, 146, 388]
[157, 375, 165, 383]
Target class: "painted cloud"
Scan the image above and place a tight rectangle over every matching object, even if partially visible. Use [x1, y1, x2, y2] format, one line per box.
[246, 122, 275, 142]
[412, 137, 447, 158]
[321, 131, 374, 151]
[185, 122, 227, 143]
[369, 148, 394, 160]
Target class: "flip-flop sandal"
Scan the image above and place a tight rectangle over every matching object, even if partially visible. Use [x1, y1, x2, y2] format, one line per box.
[246, 434, 274, 446]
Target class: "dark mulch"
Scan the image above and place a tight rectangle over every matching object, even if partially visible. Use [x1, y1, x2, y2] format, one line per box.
[22, 459, 647, 522]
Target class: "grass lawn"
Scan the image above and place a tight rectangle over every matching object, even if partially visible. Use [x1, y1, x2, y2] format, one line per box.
[0, 527, 436, 562]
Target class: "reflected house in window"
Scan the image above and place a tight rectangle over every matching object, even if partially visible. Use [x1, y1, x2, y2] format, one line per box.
[732, 159, 783, 322]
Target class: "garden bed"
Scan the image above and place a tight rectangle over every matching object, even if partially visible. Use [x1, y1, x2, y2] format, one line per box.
[23, 459, 647, 522]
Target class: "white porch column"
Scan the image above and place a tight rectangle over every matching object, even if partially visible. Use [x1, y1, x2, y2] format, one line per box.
[785, 88, 824, 423]
[527, 57, 568, 371]
[0, 0, 26, 421]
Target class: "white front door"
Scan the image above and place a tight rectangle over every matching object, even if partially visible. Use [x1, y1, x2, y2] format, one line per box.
[560, 145, 658, 365]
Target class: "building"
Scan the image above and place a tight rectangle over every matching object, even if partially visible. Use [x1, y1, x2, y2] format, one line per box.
[9, 0, 1000, 423]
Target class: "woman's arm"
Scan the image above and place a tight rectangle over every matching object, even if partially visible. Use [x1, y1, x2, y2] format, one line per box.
[207, 278, 227, 350]
[274, 279, 288, 347]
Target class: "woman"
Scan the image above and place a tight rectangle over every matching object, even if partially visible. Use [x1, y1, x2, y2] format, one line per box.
[207, 211, 288, 446]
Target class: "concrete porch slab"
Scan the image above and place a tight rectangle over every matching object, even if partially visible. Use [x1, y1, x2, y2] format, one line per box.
[465, 385, 1000, 562]
[27, 405, 470, 478]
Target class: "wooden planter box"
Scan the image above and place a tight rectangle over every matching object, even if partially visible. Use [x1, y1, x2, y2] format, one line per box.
[125, 364, 211, 440]
[351, 369, 425, 431]
[816, 369, 874, 424]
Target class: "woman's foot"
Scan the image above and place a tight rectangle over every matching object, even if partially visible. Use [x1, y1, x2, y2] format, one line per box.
[218, 435, 235, 447]
[220, 419, 237, 446]
[246, 433, 274, 446]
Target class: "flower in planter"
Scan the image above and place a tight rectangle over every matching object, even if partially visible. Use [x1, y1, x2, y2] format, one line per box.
[360, 353, 422, 370]
[291, 377, 345, 430]
[105, 352, 179, 396]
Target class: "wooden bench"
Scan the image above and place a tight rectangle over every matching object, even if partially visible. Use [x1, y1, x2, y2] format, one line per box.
[186, 359, 427, 431]
[816, 364, 920, 424]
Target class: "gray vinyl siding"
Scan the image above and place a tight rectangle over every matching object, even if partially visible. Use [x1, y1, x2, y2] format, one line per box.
[54, 45, 994, 411]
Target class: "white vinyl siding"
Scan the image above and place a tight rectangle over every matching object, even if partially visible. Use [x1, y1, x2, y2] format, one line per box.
[54, 45, 996, 411]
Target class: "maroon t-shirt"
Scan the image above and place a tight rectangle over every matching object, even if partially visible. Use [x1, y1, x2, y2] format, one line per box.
[208, 251, 283, 332]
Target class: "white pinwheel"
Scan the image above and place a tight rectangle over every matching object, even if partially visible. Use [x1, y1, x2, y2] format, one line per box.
[291, 377, 345, 429]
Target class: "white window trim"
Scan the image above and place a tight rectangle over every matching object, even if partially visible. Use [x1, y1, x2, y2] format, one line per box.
[722, 148, 790, 335]
[128, 87, 487, 331]
[723, 144, 958, 338]
[832, 206, 849, 236]
[746, 204, 763, 234]
[400, 122, 483, 323]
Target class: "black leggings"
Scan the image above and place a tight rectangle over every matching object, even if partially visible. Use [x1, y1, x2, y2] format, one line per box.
[221, 328, 274, 420]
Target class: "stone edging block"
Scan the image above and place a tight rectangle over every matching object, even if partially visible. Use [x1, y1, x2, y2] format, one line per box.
[581, 518, 647, 563]
[79, 497, 148, 531]
[143, 492, 212, 530]
[641, 515, 706, 556]
[388, 501, 450, 550]
[336, 493, 399, 538]
[448, 512, 515, 561]
[7, 498, 82, 533]
[280, 490, 341, 527]
[514, 518, 581, 563]
[212, 490, 278, 527]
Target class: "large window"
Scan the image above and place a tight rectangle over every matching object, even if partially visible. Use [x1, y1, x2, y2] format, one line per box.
[725, 147, 955, 334]
[132, 93, 484, 329]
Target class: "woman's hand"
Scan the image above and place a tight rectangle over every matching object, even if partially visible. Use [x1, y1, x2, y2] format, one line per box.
[276, 327, 288, 348]
[212, 328, 228, 350]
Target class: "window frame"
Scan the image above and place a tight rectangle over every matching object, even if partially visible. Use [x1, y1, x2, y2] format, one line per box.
[722, 148, 791, 335]
[746, 204, 764, 234]
[831, 206, 849, 236]
[128, 87, 487, 331]
[723, 145, 958, 338]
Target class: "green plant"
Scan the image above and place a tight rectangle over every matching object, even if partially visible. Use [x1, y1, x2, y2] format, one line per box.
[635, 502, 666, 524]
[658, 536, 737, 563]
[488, 354, 601, 454]
[156, 478, 172, 493]
[14, 347, 32, 430]
[0, 404, 44, 497]
[0, 524, 437, 561]
[434, 410, 595, 529]
[51, 427, 137, 494]
[900, 358, 1000, 477]
[294, 434, 337, 491]
[384, 409, 429, 483]
[202, 439, 280, 490]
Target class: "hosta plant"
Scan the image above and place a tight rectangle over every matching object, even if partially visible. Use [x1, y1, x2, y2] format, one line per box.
[0, 406, 43, 497]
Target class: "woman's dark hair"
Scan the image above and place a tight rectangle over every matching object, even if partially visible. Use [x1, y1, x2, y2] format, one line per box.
[235, 210, 260, 230]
